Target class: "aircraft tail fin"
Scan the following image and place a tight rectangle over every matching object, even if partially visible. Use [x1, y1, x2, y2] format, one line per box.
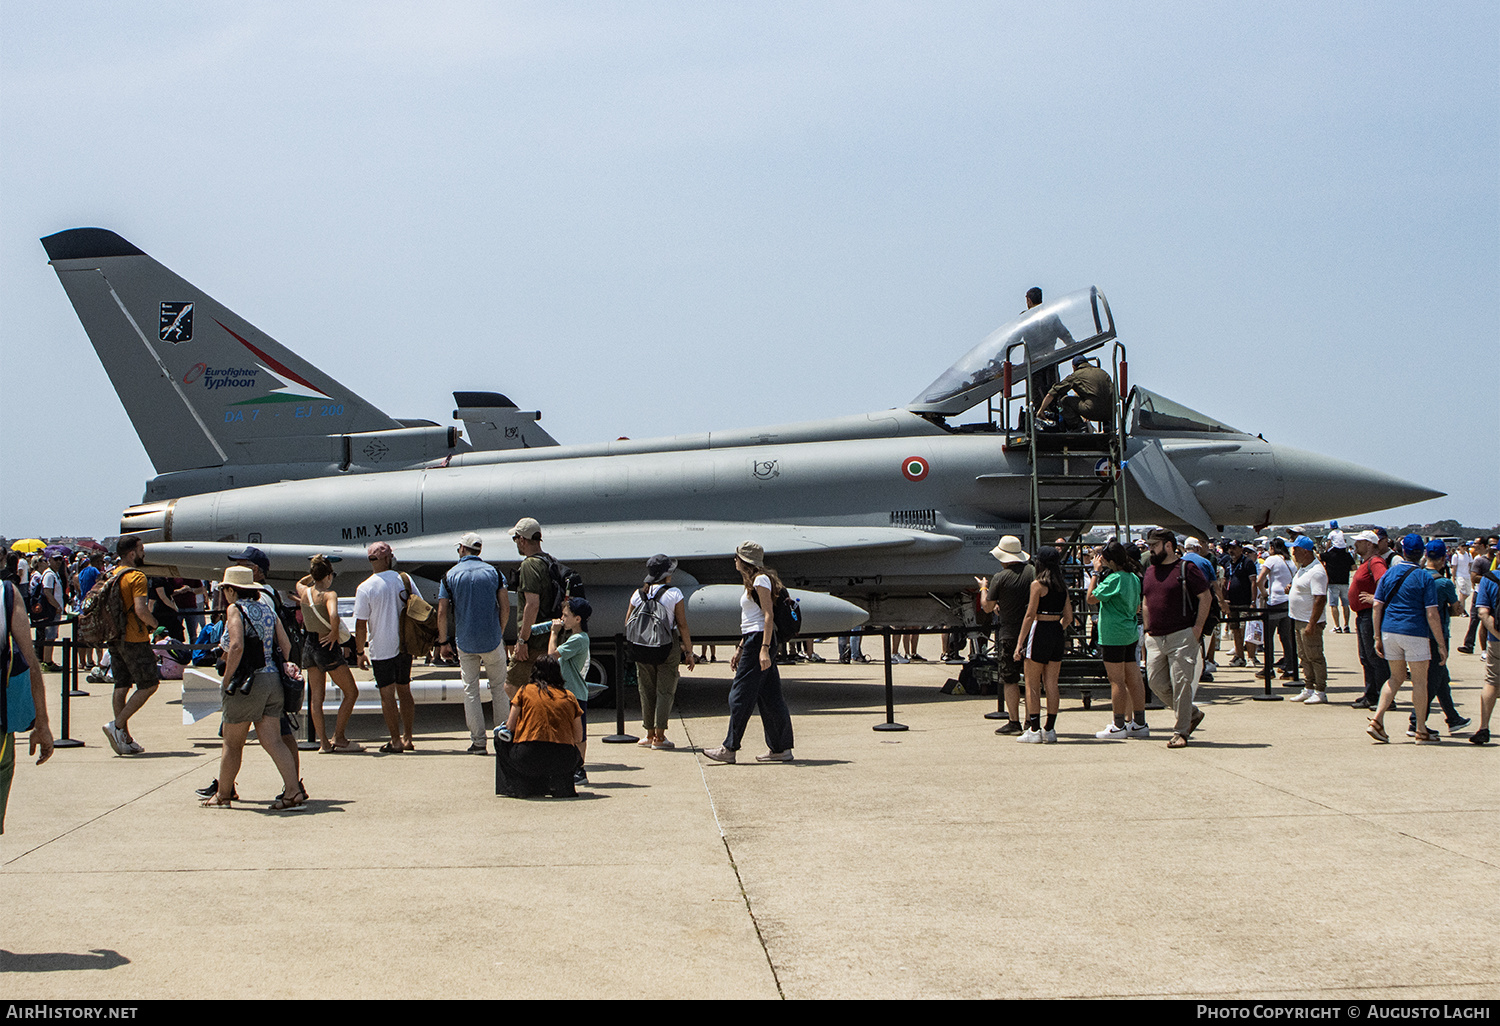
[42, 228, 404, 474]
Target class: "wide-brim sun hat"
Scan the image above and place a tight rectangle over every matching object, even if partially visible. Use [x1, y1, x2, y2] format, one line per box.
[989, 535, 1029, 563]
[644, 553, 678, 584]
[218, 565, 267, 593]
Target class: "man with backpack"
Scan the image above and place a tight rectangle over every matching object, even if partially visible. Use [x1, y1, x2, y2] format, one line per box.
[625, 554, 696, 750]
[1140, 528, 1212, 749]
[506, 518, 558, 699]
[103, 536, 161, 755]
[436, 532, 510, 755]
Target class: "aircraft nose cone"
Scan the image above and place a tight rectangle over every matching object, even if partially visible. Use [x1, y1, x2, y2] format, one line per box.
[1272, 444, 1444, 524]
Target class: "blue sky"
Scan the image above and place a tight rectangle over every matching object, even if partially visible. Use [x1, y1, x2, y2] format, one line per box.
[2, 1, 1495, 537]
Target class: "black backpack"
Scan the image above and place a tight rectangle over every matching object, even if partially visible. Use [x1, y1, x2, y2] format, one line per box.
[772, 586, 801, 641]
[535, 552, 585, 618]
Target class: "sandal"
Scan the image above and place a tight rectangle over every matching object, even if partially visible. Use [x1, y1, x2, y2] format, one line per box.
[1413, 727, 1440, 744]
[379, 742, 403, 753]
[652, 737, 676, 750]
[271, 784, 308, 811]
[1167, 733, 1188, 749]
[331, 740, 365, 753]
[1367, 720, 1389, 744]
[200, 793, 233, 809]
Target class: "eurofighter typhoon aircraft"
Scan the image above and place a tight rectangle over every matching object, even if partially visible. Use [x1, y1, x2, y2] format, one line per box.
[42, 228, 1441, 662]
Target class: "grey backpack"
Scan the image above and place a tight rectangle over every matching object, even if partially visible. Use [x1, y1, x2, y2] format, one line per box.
[625, 586, 674, 665]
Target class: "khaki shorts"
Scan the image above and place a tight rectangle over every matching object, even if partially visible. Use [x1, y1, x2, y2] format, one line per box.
[222, 669, 284, 725]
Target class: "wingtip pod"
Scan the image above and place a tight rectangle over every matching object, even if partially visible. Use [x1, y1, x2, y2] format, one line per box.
[41, 227, 145, 262]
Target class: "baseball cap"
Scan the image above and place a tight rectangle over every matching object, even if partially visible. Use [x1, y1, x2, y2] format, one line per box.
[366, 541, 394, 562]
[511, 517, 541, 540]
[1072, 355, 1089, 368]
[1401, 532, 1424, 554]
[458, 532, 483, 552]
[228, 545, 270, 575]
[1424, 539, 1447, 560]
[1352, 530, 1379, 546]
[1293, 536, 1316, 551]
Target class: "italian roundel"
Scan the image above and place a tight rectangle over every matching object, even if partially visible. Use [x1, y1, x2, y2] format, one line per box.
[901, 456, 929, 482]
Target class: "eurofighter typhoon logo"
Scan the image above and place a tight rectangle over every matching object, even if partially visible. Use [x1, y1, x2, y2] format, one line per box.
[160, 302, 193, 343]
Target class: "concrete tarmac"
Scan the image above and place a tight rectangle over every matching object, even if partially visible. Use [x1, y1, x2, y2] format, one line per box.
[2, 631, 1496, 999]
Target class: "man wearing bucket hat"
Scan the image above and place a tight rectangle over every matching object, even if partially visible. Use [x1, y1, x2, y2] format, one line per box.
[976, 536, 1034, 735]
[436, 532, 510, 755]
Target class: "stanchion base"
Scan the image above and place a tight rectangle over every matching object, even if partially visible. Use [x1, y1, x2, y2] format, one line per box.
[297, 740, 319, 751]
[983, 710, 1007, 720]
[1252, 694, 1286, 701]
[873, 721, 909, 732]
[53, 739, 87, 748]
[68, 689, 90, 698]
[600, 733, 639, 744]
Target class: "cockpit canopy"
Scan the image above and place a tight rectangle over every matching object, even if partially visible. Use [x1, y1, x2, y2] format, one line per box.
[1128, 388, 1246, 436]
[907, 287, 1115, 417]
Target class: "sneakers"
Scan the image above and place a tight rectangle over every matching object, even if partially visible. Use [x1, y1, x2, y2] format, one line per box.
[1041, 728, 1057, 744]
[891, 654, 909, 664]
[942, 655, 966, 664]
[1127, 721, 1151, 739]
[1095, 723, 1129, 741]
[1448, 716, 1472, 734]
[1204, 660, 1219, 674]
[1229, 657, 1247, 668]
[102, 722, 129, 755]
[1351, 696, 1374, 709]
[1199, 671, 1214, 683]
[1304, 691, 1327, 705]
[466, 743, 488, 755]
[1469, 728, 1491, 746]
[194, 778, 239, 800]
[908, 654, 927, 662]
[573, 768, 589, 784]
[1291, 688, 1314, 702]
[1017, 727, 1043, 744]
[755, 750, 794, 762]
[702, 746, 736, 764]
[994, 720, 1023, 736]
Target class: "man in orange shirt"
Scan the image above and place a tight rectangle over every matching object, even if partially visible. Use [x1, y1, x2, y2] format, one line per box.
[104, 537, 161, 755]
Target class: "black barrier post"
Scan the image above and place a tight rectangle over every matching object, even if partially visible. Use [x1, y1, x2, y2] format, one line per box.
[53, 631, 85, 749]
[1252, 609, 1283, 701]
[873, 626, 908, 732]
[65, 621, 89, 697]
[601, 632, 637, 744]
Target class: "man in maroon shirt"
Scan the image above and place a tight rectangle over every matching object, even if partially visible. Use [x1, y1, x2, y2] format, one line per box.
[1348, 531, 1389, 709]
[1141, 528, 1213, 749]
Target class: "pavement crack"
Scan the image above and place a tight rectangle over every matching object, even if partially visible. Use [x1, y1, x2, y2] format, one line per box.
[1200, 758, 1499, 870]
[681, 712, 786, 1000]
[2, 759, 209, 868]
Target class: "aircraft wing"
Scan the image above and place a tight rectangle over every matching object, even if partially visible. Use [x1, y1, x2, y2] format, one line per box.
[143, 522, 961, 578]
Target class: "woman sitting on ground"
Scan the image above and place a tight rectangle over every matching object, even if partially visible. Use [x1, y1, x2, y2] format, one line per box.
[295, 555, 362, 753]
[495, 654, 584, 798]
[203, 566, 305, 809]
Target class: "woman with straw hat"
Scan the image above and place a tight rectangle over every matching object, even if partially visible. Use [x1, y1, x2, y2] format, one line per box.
[202, 565, 305, 809]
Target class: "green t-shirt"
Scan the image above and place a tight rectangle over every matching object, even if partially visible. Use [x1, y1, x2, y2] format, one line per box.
[517, 555, 556, 657]
[530, 621, 590, 703]
[1093, 570, 1142, 646]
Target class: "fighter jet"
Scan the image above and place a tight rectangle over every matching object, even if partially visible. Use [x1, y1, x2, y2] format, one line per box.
[42, 227, 1442, 656]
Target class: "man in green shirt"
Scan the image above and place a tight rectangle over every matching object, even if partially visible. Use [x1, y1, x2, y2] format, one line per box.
[1036, 355, 1116, 432]
[506, 517, 556, 695]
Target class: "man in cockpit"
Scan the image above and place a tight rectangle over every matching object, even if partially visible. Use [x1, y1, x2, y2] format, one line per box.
[1017, 286, 1075, 401]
